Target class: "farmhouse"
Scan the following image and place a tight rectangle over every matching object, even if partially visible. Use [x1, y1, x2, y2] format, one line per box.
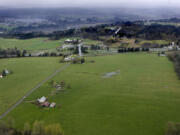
[37, 96, 46, 103]
[64, 39, 73, 44]
[41, 101, 50, 107]
[64, 38, 82, 44]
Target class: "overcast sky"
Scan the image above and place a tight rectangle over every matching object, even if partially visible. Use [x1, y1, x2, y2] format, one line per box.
[0, 0, 179, 8]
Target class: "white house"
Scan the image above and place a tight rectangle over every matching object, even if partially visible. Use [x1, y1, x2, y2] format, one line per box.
[37, 96, 46, 103]
[64, 39, 73, 44]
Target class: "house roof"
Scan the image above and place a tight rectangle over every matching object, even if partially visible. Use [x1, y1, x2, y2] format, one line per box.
[65, 39, 72, 42]
[38, 96, 46, 103]
[4, 69, 9, 74]
[42, 101, 50, 107]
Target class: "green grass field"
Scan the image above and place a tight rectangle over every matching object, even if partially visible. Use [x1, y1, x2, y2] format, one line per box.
[0, 57, 64, 115]
[139, 40, 170, 45]
[1, 53, 180, 135]
[0, 38, 62, 51]
[0, 37, 102, 52]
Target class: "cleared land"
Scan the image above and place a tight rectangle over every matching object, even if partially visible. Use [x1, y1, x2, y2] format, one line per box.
[2, 53, 180, 135]
[0, 57, 64, 115]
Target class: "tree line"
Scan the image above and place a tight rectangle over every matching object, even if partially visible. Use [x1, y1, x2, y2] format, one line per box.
[0, 48, 62, 58]
[1, 20, 180, 45]
[0, 118, 63, 135]
[167, 52, 180, 79]
[118, 47, 149, 53]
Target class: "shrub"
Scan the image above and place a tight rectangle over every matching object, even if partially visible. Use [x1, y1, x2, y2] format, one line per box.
[0, 120, 64, 135]
[167, 52, 180, 79]
[50, 52, 57, 56]
[44, 124, 64, 135]
[23, 123, 31, 135]
[165, 122, 180, 135]
[32, 121, 44, 135]
[72, 57, 85, 64]
[2, 70, 7, 76]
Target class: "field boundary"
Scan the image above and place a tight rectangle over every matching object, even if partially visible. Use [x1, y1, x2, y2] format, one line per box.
[0, 63, 71, 120]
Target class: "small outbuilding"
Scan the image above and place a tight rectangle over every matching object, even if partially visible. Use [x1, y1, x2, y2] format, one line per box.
[4, 69, 9, 74]
[50, 102, 56, 108]
[0, 74, 3, 78]
[55, 84, 61, 89]
[64, 56, 74, 62]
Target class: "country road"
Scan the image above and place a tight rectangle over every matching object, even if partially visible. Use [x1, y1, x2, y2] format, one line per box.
[0, 63, 71, 120]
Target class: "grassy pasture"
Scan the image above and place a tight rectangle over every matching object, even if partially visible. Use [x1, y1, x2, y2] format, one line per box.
[3, 53, 180, 135]
[0, 57, 64, 115]
[0, 38, 61, 51]
[139, 40, 170, 45]
[0, 37, 102, 52]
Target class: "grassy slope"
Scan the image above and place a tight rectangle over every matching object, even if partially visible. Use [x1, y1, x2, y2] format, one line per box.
[0, 57, 64, 115]
[4, 54, 180, 135]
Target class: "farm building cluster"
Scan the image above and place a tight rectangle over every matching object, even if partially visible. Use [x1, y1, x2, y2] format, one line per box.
[57, 38, 107, 52]
[57, 38, 83, 50]
[149, 42, 180, 52]
[37, 96, 56, 108]
[33, 81, 68, 108]
[0, 69, 9, 79]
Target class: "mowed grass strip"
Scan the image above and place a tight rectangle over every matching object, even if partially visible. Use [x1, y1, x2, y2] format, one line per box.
[5, 54, 180, 135]
[0, 57, 64, 115]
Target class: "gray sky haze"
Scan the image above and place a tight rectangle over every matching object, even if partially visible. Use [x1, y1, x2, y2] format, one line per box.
[0, 0, 179, 8]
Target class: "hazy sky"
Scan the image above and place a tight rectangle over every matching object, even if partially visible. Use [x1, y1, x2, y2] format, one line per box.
[0, 0, 179, 8]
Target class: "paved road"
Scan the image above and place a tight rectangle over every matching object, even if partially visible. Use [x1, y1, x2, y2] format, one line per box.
[0, 63, 71, 120]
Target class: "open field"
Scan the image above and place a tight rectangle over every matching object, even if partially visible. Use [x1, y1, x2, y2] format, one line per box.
[138, 39, 170, 45]
[0, 57, 64, 115]
[145, 22, 180, 27]
[99, 37, 169, 48]
[0, 38, 61, 52]
[0, 37, 102, 52]
[1, 53, 180, 135]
